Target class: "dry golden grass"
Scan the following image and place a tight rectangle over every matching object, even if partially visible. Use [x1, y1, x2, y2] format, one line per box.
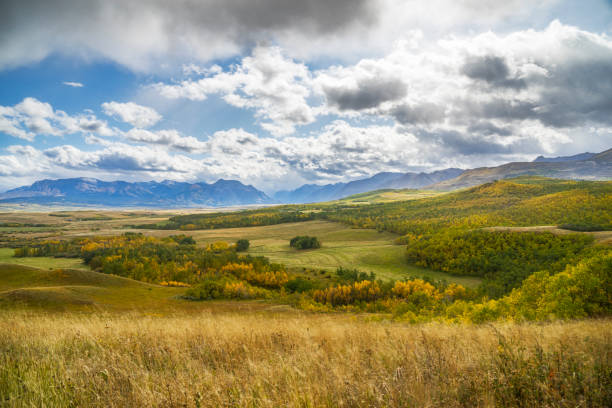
[0, 310, 610, 407]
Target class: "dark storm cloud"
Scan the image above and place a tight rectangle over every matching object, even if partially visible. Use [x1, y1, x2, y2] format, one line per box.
[461, 98, 539, 121]
[461, 55, 526, 90]
[324, 77, 408, 111]
[535, 59, 612, 127]
[0, 0, 376, 70]
[416, 129, 511, 155]
[467, 121, 513, 136]
[389, 103, 446, 125]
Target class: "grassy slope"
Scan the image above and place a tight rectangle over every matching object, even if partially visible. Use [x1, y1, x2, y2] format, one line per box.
[0, 263, 198, 312]
[182, 220, 481, 287]
[0, 248, 89, 270]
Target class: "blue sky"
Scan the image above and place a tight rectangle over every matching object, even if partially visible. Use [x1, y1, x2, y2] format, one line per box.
[1, 0, 611, 193]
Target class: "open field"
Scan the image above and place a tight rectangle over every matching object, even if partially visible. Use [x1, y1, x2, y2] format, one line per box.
[0, 248, 89, 270]
[170, 220, 478, 285]
[333, 189, 443, 204]
[0, 209, 482, 286]
[0, 309, 609, 407]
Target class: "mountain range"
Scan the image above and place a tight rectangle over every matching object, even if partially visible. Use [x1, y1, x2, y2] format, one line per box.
[273, 168, 464, 203]
[1, 149, 610, 207]
[0, 178, 272, 207]
[431, 149, 612, 190]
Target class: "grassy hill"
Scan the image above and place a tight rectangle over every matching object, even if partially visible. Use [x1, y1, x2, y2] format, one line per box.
[0, 263, 195, 312]
[326, 177, 612, 235]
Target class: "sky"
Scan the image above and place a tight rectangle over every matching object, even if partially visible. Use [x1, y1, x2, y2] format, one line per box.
[1, 0, 611, 193]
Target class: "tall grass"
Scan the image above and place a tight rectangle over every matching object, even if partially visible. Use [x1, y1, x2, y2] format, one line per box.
[0, 311, 610, 407]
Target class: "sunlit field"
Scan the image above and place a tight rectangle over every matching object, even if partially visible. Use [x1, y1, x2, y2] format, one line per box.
[1, 310, 610, 407]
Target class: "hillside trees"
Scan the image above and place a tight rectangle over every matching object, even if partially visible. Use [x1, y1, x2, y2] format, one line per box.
[405, 230, 595, 297]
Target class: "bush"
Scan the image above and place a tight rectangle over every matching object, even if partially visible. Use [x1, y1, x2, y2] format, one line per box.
[289, 236, 321, 250]
[236, 239, 250, 251]
[285, 277, 315, 293]
[335, 267, 375, 283]
[185, 280, 225, 300]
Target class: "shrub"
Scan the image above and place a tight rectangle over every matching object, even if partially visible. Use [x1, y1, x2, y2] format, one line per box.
[289, 236, 321, 250]
[285, 277, 315, 293]
[185, 280, 225, 300]
[235, 239, 250, 251]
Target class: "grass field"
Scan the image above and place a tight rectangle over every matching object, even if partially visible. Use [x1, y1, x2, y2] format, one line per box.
[0, 194, 610, 406]
[172, 220, 481, 286]
[0, 308, 609, 407]
[333, 188, 442, 204]
[0, 248, 89, 270]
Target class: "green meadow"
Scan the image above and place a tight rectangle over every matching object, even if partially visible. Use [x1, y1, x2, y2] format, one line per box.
[176, 220, 481, 286]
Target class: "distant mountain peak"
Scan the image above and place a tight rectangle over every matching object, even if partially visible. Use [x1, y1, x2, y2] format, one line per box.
[533, 152, 596, 162]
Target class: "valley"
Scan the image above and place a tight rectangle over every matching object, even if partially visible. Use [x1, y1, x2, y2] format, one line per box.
[0, 176, 610, 407]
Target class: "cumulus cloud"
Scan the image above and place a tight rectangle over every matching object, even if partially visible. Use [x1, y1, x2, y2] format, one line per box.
[0, 97, 114, 140]
[157, 46, 315, 136]
[41, 142, 204, 174]
[460, 55, 526, 89]
[102, 101, 161, 128]
[323, 77, 407, 111]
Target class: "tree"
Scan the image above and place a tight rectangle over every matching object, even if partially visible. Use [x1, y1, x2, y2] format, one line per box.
[289, 236, 321, 250]
[236, 239, 250, 252]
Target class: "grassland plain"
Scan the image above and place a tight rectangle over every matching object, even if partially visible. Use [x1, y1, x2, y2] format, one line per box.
[0, 263, 169, 311]
[0, 309, 609, 407]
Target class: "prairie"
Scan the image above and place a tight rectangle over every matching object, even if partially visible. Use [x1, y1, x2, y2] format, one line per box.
[0, 310, 609, 407]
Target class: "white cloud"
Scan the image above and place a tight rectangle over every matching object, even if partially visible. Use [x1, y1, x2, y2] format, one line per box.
[102, 101, 162, 128]
[156, 46, 315, 136]
[2, 19, 612, 192]
[62, 81, 84, 88]
[0, 97, 115, 140]
[124, 128, 208, 153]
